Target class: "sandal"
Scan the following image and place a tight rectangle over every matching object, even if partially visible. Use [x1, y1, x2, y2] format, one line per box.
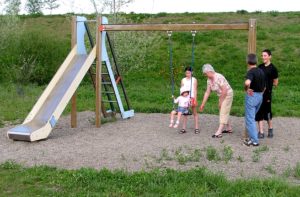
[222, 130, 232, 134]
[179, 129, 186, 134]
[212, 134, 222, 138]
[194, 129, 200, 134]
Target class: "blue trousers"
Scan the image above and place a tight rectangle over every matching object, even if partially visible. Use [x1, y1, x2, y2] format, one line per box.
[245, 92, 263, 144]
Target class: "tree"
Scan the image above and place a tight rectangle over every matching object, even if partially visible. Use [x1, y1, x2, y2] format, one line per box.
[25, 0, 44, 15]
[4, 0, 21, 15]
[90, 0, 134, 22]
[44, 0, 59, 15]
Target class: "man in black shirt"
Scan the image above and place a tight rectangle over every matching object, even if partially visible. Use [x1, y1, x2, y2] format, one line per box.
[255, 49, 279, 138]
[244, 54, 266, 146]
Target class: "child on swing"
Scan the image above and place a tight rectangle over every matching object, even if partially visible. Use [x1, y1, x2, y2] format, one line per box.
[169, 87, 191, 129]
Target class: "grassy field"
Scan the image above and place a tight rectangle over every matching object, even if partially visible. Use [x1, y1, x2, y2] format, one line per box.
[0, 11, 300, 195]
[0, 12, 300, 126]
[1, 161, 300, 196]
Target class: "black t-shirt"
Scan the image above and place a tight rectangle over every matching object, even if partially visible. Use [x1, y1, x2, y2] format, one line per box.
[258, 63, 278, 94]
[246, 67, 266, 92]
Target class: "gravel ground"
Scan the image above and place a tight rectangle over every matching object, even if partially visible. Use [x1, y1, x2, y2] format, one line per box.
[1, 112, 300, 183]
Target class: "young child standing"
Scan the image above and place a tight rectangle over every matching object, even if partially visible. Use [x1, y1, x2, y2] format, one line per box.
[169, 87, 190, 130]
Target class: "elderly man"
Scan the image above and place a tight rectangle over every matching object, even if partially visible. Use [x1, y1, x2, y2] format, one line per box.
[244, 54, 265, 146]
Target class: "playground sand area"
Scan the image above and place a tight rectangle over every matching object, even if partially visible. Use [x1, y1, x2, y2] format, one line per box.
[1, 112, 300, 182]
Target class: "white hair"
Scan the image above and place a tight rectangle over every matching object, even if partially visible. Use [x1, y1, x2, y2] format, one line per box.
[202, 64, 215, 73]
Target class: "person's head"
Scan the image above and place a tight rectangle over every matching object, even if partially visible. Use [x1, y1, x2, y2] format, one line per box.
[202, 64, 215, 78]
[247, 53, 257, 66]
[262, 49, 272, 64]
[180, 87, 189, 96]
[184, 66, 193, 78]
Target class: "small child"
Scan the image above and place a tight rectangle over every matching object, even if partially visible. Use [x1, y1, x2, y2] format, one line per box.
[169, 87, 190, 128]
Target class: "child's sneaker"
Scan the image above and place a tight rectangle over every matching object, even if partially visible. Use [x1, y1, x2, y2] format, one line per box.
[169, 123, 173, 128]
[173, 121, 179, 128]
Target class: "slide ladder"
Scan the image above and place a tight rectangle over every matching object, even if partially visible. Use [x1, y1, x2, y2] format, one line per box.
[85, 19, 134, 119]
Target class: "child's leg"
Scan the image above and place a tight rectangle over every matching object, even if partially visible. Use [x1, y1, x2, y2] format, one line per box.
[169, 110, 176, 127]
[174, 112, 182, 128]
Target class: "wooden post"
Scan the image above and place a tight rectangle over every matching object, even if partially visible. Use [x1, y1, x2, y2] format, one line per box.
[244, 19, 257, 139]
[248, 19, 256, 54]
[71, 16, 77, 128]
[95, 16, 102, 127]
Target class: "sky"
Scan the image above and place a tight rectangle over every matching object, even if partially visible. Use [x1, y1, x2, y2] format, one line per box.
[1, 0, 300, 15]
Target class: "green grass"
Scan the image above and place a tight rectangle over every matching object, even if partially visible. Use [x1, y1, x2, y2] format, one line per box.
[1, 12, 300, 125]
[0, 161, 299, 196]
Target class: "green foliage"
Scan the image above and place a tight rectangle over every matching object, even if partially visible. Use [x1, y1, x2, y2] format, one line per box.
[25, 0, 44, 15]
[294, 162, 300, 179]
[0, 12, 300, 124]
[252, 145, 269, 162]
[206, 146, 220, 161]
[4, 0, 21, 15]
[264, 165, 276, 175]
[1, 162, 300, 196]
[222, 145, 233, 163]
[236, 10, 248, 14]
[0, 160, 21, 169]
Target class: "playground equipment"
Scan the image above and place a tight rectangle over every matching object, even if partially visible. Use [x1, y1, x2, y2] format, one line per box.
[167, 30, 196, 115]
[7, 16, 256, 142]
[7, 16, 134, 141]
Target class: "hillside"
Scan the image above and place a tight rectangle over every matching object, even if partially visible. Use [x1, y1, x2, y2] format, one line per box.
[0, 12, 300, 124]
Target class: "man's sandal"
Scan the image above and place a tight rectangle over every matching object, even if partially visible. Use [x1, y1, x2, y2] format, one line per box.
[179, 129, 186, 134]
[194, 129, 200, 134]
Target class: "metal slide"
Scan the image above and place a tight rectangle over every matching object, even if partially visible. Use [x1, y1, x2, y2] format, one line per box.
[7, 46, 96, 141]
[7, 16, 96, 141]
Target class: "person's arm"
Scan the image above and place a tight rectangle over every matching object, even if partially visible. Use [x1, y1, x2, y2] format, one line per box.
[193, 78, 198, 100]
[244, 79, 253, 96]
[273, 78, 278, 87]
[174, 97, 179, 104]
[199, 88, 211, 112]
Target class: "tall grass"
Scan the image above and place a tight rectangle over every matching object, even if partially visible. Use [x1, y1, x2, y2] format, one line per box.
[0, 12, 300, 124]
[0, 161, 299, 196]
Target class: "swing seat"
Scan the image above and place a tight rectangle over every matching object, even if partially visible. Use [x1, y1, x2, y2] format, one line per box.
[183, 109, 193, 116]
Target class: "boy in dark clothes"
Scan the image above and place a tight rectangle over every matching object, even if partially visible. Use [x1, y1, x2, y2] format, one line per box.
[255, 49, 279, 138]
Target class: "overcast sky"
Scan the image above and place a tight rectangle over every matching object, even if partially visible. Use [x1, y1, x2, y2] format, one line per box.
[1, 0, 300, 14]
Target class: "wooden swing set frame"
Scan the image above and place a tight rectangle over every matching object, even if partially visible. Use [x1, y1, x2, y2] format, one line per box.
[70, 16, 256, 128]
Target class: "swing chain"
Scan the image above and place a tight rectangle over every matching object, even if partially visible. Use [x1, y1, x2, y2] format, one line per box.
[191, 30, 197, 37]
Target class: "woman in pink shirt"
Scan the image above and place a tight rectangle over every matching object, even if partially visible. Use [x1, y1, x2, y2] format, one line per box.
[199, 64, 233, 138]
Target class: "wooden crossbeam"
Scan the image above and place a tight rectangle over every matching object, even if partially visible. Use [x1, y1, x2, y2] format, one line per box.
[100, 23, 249, 32]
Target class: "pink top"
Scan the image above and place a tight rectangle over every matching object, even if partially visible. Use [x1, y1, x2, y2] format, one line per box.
[174, 96, 190, 108]
[207, 73, 233, 96]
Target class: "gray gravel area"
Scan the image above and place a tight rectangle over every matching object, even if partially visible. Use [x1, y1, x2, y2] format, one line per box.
[1, 112, 300, 183]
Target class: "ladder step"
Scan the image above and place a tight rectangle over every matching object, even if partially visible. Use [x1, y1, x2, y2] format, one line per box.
[101, 73, 109, 75]
[102, 100, 118, 103]
[102, 91, 115, 94]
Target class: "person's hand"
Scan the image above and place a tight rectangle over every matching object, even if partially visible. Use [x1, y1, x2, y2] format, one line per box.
[247, 89, 254, 96]
[199, 104, 205, 112]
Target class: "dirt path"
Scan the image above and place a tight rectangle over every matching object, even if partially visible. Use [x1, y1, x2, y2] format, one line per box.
[1, 112, 300, 183]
